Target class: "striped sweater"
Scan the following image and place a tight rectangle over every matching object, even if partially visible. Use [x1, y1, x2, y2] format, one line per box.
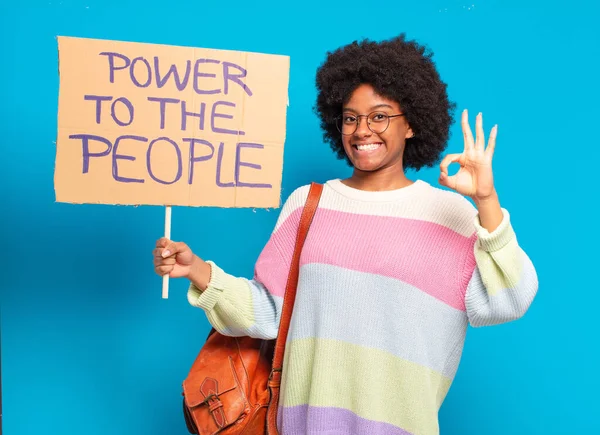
[187, 178, 538, 435]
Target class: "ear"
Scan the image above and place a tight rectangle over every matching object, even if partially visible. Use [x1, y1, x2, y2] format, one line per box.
[404, 125, 414, 140]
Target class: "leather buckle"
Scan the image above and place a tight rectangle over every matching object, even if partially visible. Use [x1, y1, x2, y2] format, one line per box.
[201, 393, 217, 405]
[268, 368, 282, 381]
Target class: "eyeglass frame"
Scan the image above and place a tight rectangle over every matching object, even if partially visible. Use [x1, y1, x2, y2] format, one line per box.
[335, 111, 406, 135]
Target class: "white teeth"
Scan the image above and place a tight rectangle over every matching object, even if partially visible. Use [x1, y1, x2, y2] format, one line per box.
[355, 143, 381, 151]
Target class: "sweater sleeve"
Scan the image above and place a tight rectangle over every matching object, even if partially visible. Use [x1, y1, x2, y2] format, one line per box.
[186, 185, 310, 339]
[463, 208, 539, 327]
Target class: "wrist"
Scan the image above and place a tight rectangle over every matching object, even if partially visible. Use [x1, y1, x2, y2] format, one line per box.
[473, 189, 498, 207]
[187, 255, 212, 291]
[473, 189, 503, 233]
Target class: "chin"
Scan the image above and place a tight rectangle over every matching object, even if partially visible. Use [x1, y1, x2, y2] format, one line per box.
[349, 159, 385, 173]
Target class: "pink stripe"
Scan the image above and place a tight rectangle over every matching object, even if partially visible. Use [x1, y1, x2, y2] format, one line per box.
[253, 237, 290, 299]
[267, 208, 475, 310]
[253, 208, 303, 298]
[461, 235, 478, 300]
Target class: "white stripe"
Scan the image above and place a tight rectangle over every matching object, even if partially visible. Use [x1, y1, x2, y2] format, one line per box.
[274, 180, 477, 237]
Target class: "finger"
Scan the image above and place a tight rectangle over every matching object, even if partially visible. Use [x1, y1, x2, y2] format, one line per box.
[155, 264, 174, 276]
[461, 109, 475, 150]
[154, 256, 176, 267]
[486, 124, 498, 158]
[439, 172, 457, 190]
[162, 241, 187, 258]
[439, 153, 463, 175]
[475, 112, 484, 150]
[156, 237, 170, 248]
[153, 247, 175, 258]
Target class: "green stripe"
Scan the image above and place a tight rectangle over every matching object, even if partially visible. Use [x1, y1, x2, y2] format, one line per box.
[281, 338, 452, 435]
[475, 238, 524, 296]
[191, 262, 256, 332]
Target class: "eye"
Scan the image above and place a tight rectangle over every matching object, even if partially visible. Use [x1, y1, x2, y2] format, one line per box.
[343, 115, 357, 124]
[371, 113, 387, 122]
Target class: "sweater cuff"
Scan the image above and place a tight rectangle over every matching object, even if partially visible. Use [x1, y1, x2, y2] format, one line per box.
[473, 208, 516, 252]
[187, 261, 225, 312]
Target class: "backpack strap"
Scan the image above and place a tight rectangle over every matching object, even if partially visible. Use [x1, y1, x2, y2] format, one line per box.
[266, 182, 323, 433]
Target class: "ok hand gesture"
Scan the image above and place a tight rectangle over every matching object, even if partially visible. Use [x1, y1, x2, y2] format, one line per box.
[439, 110, 498, 202]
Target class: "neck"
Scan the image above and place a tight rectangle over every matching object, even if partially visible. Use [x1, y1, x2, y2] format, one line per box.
[343, 165, 413, 192]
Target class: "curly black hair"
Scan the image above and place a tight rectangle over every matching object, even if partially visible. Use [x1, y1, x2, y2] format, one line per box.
[314, 34, 456, 171]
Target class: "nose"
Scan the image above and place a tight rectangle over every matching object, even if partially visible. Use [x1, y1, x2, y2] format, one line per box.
[354, 116, 372, 137]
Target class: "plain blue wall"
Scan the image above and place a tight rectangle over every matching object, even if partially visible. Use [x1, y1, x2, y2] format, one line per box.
[1, 0, 598, 434]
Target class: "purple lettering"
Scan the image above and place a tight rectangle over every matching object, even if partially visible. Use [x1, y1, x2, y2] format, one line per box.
[148, 97, 180, 129]
[99, 52, 131, 83]
[112, 135, 146, 183]
[235, 143, 271, 188]
[181, 100, 206, 131]
[70, 134, 112, 174]
[147, 137, 182, 185]
[211, 101, 245, 136]
[155, 57, 191, 91]
[216, 142, 234, 188]
[193, 59, 220, 95]
[110, 97, 134, 127]
[84, 95, 112, 124]
[222, 62, 253, 97]
[130, 57, 152, 88]
[184, 138, 214, 184]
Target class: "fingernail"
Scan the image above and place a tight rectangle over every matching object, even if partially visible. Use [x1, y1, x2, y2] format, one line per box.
[162, 250, 170, 257]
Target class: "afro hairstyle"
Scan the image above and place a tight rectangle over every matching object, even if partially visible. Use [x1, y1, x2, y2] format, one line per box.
[314, 34, 456, 171]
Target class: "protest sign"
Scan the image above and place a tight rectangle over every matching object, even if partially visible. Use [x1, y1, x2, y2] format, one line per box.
[55, 36, 290, 297]
[55, 36, 290, 209]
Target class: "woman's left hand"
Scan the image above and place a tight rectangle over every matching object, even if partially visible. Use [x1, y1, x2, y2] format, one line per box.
[439, 110, 497, 201]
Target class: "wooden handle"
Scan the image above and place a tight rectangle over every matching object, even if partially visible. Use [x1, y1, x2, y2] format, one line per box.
[162, 205, 172, 299]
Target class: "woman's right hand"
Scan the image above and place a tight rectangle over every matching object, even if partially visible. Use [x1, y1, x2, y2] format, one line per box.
[153, 237, 196, 279]
[153, 238, 212, 290]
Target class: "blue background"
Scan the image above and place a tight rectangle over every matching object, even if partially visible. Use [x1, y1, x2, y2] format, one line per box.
[1, 0, 598, 434]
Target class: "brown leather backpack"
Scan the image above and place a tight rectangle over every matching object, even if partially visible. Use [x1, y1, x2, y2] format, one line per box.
[182, 183, 323, 435]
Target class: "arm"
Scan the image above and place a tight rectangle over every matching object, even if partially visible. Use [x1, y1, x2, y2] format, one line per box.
[185, 185, 310, 339]
[186, 258, 283, 339]
[438, 110, 538, 325]
[462, 206, 538, 327]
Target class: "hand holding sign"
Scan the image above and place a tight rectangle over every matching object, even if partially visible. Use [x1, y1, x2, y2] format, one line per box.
[153, 237, 213, 294]
[55, 36, 290, 298]
[153, 238, 194, 278]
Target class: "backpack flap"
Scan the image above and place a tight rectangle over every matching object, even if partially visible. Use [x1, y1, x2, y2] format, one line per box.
[183, 352, 247, 435]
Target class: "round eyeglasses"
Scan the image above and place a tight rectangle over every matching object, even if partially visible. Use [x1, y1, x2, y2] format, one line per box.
[336, 111, 405, 135]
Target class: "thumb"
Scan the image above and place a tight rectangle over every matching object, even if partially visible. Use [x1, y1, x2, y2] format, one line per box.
[439, 172, 456, 190]
[161, 241, 189, 258]
[161, 240, 177, 258]
[156, 237, 174, 257]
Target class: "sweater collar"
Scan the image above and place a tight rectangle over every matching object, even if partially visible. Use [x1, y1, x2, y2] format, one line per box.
[325, 178, 428, 202]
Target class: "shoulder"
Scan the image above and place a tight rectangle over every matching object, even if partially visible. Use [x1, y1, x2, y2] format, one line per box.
[283, 184, 312, 206]
[272, 183, 313, 231]
[423, 182, 475, 211]
[417, 181, 478, 235]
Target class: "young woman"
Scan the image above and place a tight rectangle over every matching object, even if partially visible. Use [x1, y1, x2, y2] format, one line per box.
[153, 34, 538, 435]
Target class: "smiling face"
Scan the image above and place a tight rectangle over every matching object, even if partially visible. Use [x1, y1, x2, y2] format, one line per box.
[341, 84, 413, 174]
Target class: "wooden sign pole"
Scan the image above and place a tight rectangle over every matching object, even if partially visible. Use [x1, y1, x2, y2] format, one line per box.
[162, 205, 171, 299]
